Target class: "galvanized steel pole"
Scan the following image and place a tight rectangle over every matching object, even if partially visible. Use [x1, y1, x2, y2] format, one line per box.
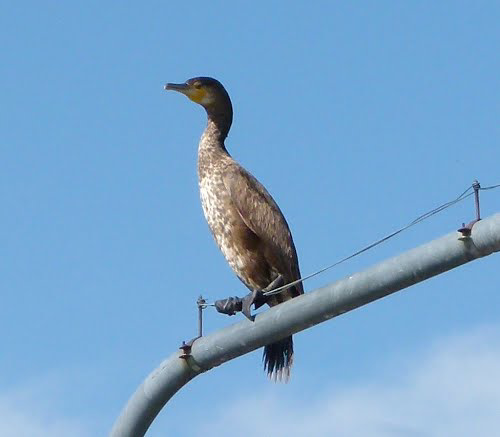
[111, 213, 500, 437]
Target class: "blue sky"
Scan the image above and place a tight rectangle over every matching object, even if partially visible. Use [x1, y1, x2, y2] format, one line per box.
[2, 2, 499, 436]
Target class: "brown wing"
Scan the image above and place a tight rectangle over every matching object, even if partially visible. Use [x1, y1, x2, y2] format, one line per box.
[222, 164, 303, 295]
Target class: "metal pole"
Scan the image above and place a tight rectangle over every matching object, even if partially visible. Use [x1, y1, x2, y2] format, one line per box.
[111, 213, 500, 437]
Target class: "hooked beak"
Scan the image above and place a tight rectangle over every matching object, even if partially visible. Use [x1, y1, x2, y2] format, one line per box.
[164, 82, 189, 93]
[164, 81, 208, 105]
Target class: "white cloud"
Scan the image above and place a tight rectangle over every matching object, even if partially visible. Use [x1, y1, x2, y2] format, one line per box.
[0, 381, 90, 437]
[200, 325, 500, 437]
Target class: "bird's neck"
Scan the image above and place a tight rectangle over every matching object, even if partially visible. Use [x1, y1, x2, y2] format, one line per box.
[206, 109, 232, 139]
[198, 117, 232, 179]
[199, 116, 231, 154]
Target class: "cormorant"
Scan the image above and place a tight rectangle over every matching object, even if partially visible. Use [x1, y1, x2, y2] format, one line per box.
[164, 77, 303, 381]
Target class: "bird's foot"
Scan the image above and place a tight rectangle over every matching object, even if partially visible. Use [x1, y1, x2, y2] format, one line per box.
[241, 289, 266, 321]
[262, 274, 284, 294]
[214, 290, 267, 321]
[214, 274, 284, 321]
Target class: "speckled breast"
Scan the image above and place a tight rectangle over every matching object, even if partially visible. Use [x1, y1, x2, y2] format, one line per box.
[198, 169, 253, 283]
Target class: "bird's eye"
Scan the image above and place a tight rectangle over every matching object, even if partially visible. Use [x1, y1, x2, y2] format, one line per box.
[193, 81, 202, 89]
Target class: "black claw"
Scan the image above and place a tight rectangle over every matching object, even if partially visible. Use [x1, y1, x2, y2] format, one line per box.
[242, 289, 266, 321]
[241, 293, 255, 321]
[214, 275, 280, 320]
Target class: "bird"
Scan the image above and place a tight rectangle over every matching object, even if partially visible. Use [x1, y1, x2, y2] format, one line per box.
[164, 77, 303, 381]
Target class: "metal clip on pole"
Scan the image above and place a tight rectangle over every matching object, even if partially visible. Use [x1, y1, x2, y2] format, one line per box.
[458, 180, 481, 237]
[179, 295, 207, 358]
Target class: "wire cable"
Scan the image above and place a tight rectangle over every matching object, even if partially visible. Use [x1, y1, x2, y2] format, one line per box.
[201, 180, 499, 306]
[265, 183, 487, 296]
[480, 183, 500, 191]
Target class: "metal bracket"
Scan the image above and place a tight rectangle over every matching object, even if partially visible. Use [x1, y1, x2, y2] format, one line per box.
[179, 295, 208, 359]
[179, 341, 192, 359]
[458, 180, 481, 237]
[197, 295, 206, 337]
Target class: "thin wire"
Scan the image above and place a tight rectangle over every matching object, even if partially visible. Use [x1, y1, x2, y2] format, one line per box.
[264, 184, 476, 296]
[480, 183, 500, 191]
[203, 181, 499, 305]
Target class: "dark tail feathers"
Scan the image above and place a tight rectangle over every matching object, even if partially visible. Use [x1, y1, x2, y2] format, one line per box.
[263, 336, 294, 382]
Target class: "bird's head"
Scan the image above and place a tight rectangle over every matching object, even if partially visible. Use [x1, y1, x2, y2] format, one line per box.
[164, 77, 231, 112]
[164, 76, 233, 137]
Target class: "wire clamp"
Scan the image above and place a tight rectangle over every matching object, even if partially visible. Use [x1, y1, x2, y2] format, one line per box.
[458, 180, 481, 237]
[179, 295, 209, 359]
[179, 341, 192, 359]
[196, 295, 207, 337]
